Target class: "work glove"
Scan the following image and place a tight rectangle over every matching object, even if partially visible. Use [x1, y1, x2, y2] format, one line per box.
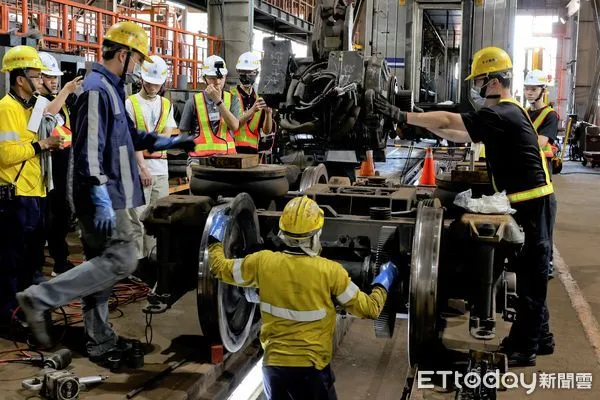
[374, 95, 408, 128]
[372, 261, 399, 292]
[90, 185, 116, 237]
[208, 209, 231, 244]
[151, 134, 196, 152]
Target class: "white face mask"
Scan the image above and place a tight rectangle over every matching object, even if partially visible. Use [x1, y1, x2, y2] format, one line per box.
[470, 87, 486, 110]
[277, 230, 322, 257]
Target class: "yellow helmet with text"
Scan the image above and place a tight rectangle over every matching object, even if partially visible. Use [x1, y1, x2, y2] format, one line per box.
[1, 46, 47, 72]
[279, 196, 325, 240]
[104, 21, 152, 63]
[465, 46, 512, 81]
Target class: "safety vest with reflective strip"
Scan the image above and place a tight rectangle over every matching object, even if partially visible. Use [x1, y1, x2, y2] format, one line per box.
[230, 86, 261, 149]
[50, 103, 72, 148]
[129, 95, 170, 159]
[529, 106, 556, 158]
[493, 98, 554, 204]
[189, 91, 237, 156]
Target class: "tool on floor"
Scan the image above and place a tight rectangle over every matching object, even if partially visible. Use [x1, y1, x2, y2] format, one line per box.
[20, 348, 107, 400]
[22, 371, 107, 400]
[125, 358, 187, 399]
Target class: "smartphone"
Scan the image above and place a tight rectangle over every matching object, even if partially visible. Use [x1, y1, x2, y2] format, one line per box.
[77, 68, 87, 78]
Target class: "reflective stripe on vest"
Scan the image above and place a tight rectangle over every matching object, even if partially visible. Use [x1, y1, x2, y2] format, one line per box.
[496, 98, 554, 203]
[530, 106, 556, 158]
[50, 103, 72, 148]
[189, 91, 237, 157]
[129, 95, 170, 159]
[230, 86, 261, 149]
[260, 302, 326, 322]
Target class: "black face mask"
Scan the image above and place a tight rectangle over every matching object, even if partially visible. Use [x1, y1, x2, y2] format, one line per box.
[239, 74, 256, 86]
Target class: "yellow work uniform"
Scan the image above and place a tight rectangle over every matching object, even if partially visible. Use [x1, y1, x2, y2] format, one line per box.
[209, 243, 387, 370]
[0, 94, 45, 197]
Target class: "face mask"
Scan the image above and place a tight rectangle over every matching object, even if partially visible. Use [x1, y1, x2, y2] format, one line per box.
[470, 87, 486, 110]
[239, 74, 257, 86]
[125, 73, 140, 86]
[277, 230, 322, 257]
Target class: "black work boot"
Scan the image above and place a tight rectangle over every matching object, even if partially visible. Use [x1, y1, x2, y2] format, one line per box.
[499, 335, 554, 356]
[88, 337, 138, 371]
[506, 351, 536, 367]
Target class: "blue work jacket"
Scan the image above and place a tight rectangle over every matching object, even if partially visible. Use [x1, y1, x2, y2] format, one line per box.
[72, 63, 157, 211]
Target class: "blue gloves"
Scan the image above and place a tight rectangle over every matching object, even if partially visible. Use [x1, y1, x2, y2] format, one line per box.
[372, 261, 399, 292]
[90, 185, 116, 236]
[208, 210, 231, 243]
[151, 134, 196, 152]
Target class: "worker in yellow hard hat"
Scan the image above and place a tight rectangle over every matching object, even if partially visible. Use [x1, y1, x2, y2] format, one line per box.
[373, 46, 556, 367]
[207, 196, 398, 399]
[0, 45, 65, 327]
[17, 21, 195, 366]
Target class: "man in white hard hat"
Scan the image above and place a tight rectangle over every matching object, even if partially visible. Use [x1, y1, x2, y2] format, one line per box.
[523, 70, 559, 174]
[230, 51, 273, 154]
[38, 52, 83, 276]
[179, 55, 240, 159]
[524, 69, 559, 280]
[125, 55, 177, 261]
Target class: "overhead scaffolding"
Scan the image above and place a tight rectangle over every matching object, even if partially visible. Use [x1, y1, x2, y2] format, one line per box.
[0, 0, 220, 89]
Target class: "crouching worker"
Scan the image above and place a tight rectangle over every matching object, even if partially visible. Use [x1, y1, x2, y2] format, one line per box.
[207, 196, 398, 400]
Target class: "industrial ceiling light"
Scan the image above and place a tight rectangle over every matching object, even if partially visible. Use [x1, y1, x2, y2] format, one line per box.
[566, 0, 579, 17]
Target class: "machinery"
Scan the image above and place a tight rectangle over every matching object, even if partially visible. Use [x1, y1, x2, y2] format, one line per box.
[257, 0, 418, 179]
[140, 156, 524, 400]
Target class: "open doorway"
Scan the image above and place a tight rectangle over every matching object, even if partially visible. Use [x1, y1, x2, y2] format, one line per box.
[411, 3, 462, 104]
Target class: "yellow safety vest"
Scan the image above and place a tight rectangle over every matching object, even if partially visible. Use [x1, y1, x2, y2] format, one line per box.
[492, 98, 554, 203]
[230, 86, 262, 149]
[529, 106, 556, 158]
[129, 95, 171, 159]
[189, 91, 237, 157]
[50, 102, 72, 148]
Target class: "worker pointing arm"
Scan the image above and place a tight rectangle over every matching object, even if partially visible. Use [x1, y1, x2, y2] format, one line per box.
[207, 196, 398, 399]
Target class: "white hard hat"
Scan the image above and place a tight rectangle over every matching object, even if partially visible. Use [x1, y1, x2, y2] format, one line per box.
[202, 55, 228, 77]
[236, 52, 261, 71]
[524, 69, 551, 87]
[38, 52, 63, 76]
[141, 55, 168, 85]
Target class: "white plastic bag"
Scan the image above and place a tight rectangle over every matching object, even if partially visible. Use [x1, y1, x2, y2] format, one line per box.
[453, 189, 516, 214]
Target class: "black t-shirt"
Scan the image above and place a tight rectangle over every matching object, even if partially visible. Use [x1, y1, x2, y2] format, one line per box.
[528, 106, 559, 144]
[461, 102, 549, 195]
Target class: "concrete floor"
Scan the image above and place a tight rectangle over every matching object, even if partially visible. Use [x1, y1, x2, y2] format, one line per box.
[2, 159, 600, 399]
[332, 161, 600, 399]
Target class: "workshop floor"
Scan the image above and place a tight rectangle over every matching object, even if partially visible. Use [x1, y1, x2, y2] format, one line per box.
[2, 159, 600, 399]
[332, 160, 600, 399]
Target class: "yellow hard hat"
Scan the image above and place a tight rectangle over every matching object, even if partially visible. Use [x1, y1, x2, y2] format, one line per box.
[279, 196, 324, 239]
[465, 46, 512, 81]
[1, 45, 48, 73]
[104, 21, 152, 63]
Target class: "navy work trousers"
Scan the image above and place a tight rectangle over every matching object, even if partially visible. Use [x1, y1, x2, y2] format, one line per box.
[262, 364, 338, 400]
[0, 196, 45, 323]
[508, 193, 555, 353]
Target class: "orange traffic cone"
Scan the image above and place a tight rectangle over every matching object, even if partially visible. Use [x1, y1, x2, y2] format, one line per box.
[419, 147, 436, 186]
[359, 150, 375, 177]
